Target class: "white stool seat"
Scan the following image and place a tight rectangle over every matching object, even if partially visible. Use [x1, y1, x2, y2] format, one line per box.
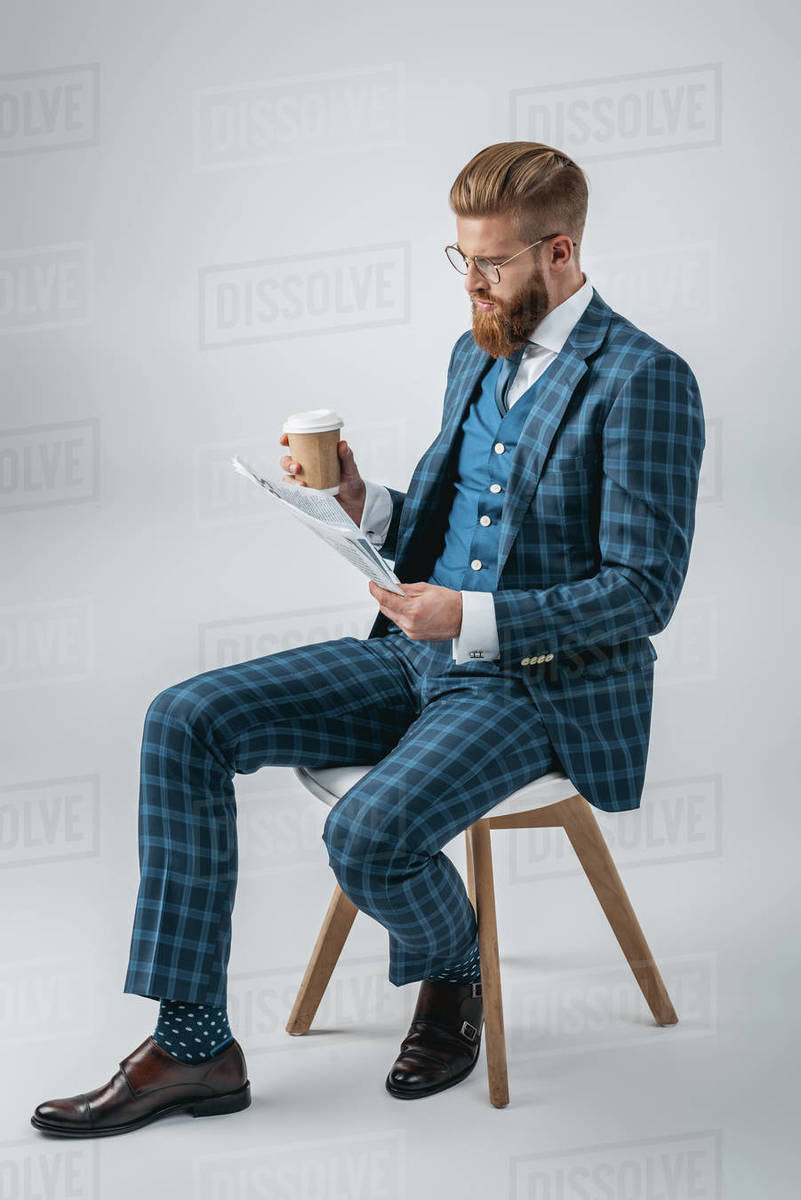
[294, 764, 578, 818]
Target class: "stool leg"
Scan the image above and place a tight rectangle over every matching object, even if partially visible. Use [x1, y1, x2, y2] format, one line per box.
[464, 829, 477, 915]
[560, 795, 678, 1026]
[286, 884, 358, 1035]
[469, 820, 509, 1108]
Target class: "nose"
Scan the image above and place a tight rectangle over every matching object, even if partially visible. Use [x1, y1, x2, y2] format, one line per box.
[464, 260, 490, 294]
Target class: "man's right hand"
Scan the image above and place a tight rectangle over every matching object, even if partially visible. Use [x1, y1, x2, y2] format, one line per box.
[279, 433, 368, 527]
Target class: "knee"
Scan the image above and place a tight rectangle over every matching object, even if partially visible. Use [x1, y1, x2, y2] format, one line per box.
[321, 804, 349, 868]
[322, 802, 380, 875]
[144, 679, 216, 737]
[322, 797, 416, 883]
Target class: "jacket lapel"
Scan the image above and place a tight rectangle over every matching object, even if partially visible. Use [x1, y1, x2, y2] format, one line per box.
[394, 346, 494, 557]
[395, 288, 613, 575]
[496, 289, 612, 577]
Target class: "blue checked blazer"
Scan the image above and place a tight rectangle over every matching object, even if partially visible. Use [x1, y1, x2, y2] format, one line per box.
[367, 287, 706, 812]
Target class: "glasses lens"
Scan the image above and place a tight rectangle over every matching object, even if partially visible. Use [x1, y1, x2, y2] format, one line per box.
[474, 258, 500, 284]
[445, 246, 468, 273]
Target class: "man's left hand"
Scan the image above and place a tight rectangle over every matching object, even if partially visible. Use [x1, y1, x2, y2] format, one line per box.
[368, 580, 463, 641]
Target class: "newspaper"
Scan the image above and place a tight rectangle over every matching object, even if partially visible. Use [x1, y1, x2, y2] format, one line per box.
[231, 456, 408, 597]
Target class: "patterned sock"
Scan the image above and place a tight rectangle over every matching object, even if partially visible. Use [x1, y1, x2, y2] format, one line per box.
[426, 938, 481, 983]
[152, 999, 234, 1063]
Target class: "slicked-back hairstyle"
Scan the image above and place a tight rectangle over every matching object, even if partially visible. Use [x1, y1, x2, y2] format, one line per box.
[449, 142, 589, 257]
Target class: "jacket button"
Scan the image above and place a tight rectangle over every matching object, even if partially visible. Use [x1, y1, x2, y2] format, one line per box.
[479, 515, 491, 526]
[470, 559, 482, 570]
[489, 483, 502, 493]
[493, 442, 505, 454]
[521, 657, 531, 665]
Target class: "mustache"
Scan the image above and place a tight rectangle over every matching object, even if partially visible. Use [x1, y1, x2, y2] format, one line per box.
[472, 293, 545, 320]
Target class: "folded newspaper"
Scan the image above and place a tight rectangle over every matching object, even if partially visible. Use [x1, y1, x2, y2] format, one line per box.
[231, 456, 408, 597]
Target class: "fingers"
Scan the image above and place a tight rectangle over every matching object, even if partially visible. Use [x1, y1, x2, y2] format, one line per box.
[279, 434, 304, 481]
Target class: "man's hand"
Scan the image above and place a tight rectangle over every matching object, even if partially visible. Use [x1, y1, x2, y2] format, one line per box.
[279, 433, 367, 526]
[368, 580, 463, 641]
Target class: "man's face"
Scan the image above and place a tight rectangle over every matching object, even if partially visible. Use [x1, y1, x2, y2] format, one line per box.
[455, 212, 553, 359]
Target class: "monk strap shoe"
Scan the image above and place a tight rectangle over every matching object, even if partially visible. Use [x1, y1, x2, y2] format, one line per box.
[386, 977, 484, 1099]
[31, 1036, 251, 1138]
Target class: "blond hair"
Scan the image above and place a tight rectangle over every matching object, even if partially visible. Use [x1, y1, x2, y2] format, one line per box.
[449, 142, 588, 255]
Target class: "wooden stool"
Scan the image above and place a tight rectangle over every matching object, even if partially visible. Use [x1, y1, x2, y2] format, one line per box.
[286, 765, 678, 1108]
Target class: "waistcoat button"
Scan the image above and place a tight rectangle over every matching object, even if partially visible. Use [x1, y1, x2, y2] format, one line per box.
[489, 483, 502, 493]
[493, 442, 505, 454]
[479, 515, 491, 526]
[470, 559, 482, 571]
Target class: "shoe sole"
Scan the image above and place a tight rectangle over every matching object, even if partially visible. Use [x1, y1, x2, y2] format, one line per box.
[30, 1080, 252, 1137]
[384, 1049, 480, 1100]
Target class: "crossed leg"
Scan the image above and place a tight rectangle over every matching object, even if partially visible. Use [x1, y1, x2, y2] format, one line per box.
[322, 673, 559, 985]
[123, 632, 558, 1006]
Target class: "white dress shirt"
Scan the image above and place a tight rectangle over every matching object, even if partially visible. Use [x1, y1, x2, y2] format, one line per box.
[360, 274, 595, 662]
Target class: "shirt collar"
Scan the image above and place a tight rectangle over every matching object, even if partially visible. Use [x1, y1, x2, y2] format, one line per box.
[526, 274, 594, 354]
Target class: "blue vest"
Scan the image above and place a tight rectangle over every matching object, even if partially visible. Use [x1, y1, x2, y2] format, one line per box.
[427, 359, 547, 593]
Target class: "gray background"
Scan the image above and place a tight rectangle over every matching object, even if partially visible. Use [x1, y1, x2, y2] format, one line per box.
[1, 1, 798, 1195]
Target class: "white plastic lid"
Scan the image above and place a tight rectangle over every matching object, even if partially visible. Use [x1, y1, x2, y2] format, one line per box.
[282, 407, 344, 434]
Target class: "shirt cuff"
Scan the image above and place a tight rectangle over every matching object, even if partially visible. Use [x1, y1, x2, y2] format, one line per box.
[452, 591, 501, 663]
[359, 479, 394, 548]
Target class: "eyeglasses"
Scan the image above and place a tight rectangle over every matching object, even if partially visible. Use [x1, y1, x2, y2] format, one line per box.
[444, 234, 567, 284]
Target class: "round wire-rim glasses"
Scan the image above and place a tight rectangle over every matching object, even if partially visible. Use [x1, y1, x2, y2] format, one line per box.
[444, 233, 569, 284]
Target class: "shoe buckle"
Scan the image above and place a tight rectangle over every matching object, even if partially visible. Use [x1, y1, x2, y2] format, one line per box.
[460, 1020, 479, 1043]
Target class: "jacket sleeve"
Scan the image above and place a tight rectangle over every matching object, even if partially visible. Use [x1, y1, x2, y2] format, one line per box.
[492, 351, 706, 667]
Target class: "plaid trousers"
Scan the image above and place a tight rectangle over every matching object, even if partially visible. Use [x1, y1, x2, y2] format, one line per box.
[123, 627, 560, 1007]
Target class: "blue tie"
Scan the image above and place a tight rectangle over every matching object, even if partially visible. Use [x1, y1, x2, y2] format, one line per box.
[494, 344, 527, 417]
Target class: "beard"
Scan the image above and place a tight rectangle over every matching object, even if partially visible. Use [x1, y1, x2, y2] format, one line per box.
[470, 267, 551, 358]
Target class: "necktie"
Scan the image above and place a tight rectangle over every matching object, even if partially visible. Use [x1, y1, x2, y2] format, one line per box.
[494, 344, 528, 416]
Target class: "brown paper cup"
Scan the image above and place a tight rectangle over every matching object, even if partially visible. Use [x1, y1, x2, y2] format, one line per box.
[286, 428, 341, 493]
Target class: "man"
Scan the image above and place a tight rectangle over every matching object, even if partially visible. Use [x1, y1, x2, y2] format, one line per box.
[31, 142, 705, 1135]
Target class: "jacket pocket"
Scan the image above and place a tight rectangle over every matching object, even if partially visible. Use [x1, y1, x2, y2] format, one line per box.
[538, 452, 598, 518]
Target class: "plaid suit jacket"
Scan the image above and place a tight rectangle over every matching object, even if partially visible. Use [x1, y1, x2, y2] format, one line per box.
[367, 287, 706, 812]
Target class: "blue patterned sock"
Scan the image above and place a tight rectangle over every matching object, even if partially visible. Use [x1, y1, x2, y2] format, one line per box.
[152, 999, 234, 1063]
[426, 938, 481, 983]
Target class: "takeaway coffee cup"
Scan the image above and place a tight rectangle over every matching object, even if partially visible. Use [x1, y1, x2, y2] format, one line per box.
[282, 408, 344, 494]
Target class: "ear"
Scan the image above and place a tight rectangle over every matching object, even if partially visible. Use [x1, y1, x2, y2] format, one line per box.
[549, 235, 576, 273]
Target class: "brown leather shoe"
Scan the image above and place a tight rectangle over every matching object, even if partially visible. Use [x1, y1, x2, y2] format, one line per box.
[385, 978, 483, 1099]
[31, 1036, 251, 1137]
